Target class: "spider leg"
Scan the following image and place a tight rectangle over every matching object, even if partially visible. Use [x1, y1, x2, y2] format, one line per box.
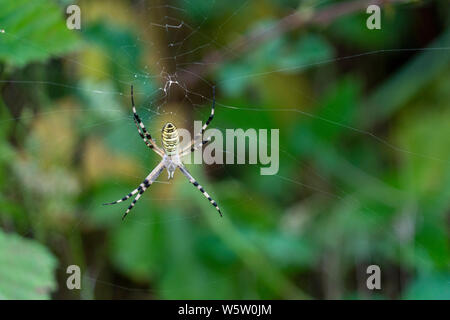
[181, 85, 216, 154]
[133, 118, 164, 157]
[102, 184, 141, 205]
[180, 136, 211, 157]
[178, 164, 222, 217]
[122, 188, 145, 220]
[103, 161, 165, 219]
[130, 85, 164, 157]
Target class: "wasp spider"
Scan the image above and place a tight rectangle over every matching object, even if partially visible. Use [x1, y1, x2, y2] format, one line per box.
[104, 85, 222, 220]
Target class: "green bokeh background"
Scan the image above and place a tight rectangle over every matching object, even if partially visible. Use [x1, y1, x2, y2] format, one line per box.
[0, 0, 449, 299]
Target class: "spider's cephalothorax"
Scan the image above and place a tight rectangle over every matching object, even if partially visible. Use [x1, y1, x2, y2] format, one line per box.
[161, 122, 179, 156]
[104, 85, 222, 220]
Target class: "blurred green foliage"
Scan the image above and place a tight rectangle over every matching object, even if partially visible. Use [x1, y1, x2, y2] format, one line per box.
[0, 0, 449, 300]
[0, 230, 57, 299]
[0, 0, 80, 67]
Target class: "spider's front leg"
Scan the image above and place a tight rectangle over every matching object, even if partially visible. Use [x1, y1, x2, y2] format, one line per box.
[180, 86, 216, 155]
[180, 136, 212, 157]
[130, 85, 164, 157]
[178, 164, 222, 217]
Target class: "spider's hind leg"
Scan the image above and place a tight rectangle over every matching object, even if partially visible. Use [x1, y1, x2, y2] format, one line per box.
[103, 187, 142, 205]
[103, 161, 166, 219]
[178, 164, 222, 217]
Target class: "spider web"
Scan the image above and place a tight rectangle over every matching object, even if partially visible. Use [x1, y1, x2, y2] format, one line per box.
[1, 0, 449, 298]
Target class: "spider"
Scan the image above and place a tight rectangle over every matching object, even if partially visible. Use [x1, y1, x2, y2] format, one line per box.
[103, 85, 222, 220]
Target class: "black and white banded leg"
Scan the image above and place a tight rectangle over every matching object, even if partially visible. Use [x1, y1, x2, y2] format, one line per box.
[178, 165, 222, 217]
[180, 136, 211, 157]
[130, 85, 164, 157]
[103, 161, 165, 220]
[181, 86, 216, 155]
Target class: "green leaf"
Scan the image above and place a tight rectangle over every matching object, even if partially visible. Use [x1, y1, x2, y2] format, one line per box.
[0, 229, 58, 299]
[0, 0, 81, 67]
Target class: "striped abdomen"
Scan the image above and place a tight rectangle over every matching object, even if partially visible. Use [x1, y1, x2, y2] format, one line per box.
[161, 122, 179, 155]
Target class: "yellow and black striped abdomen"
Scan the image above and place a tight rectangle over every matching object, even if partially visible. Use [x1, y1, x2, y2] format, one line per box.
[161, 122, 179, 155]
